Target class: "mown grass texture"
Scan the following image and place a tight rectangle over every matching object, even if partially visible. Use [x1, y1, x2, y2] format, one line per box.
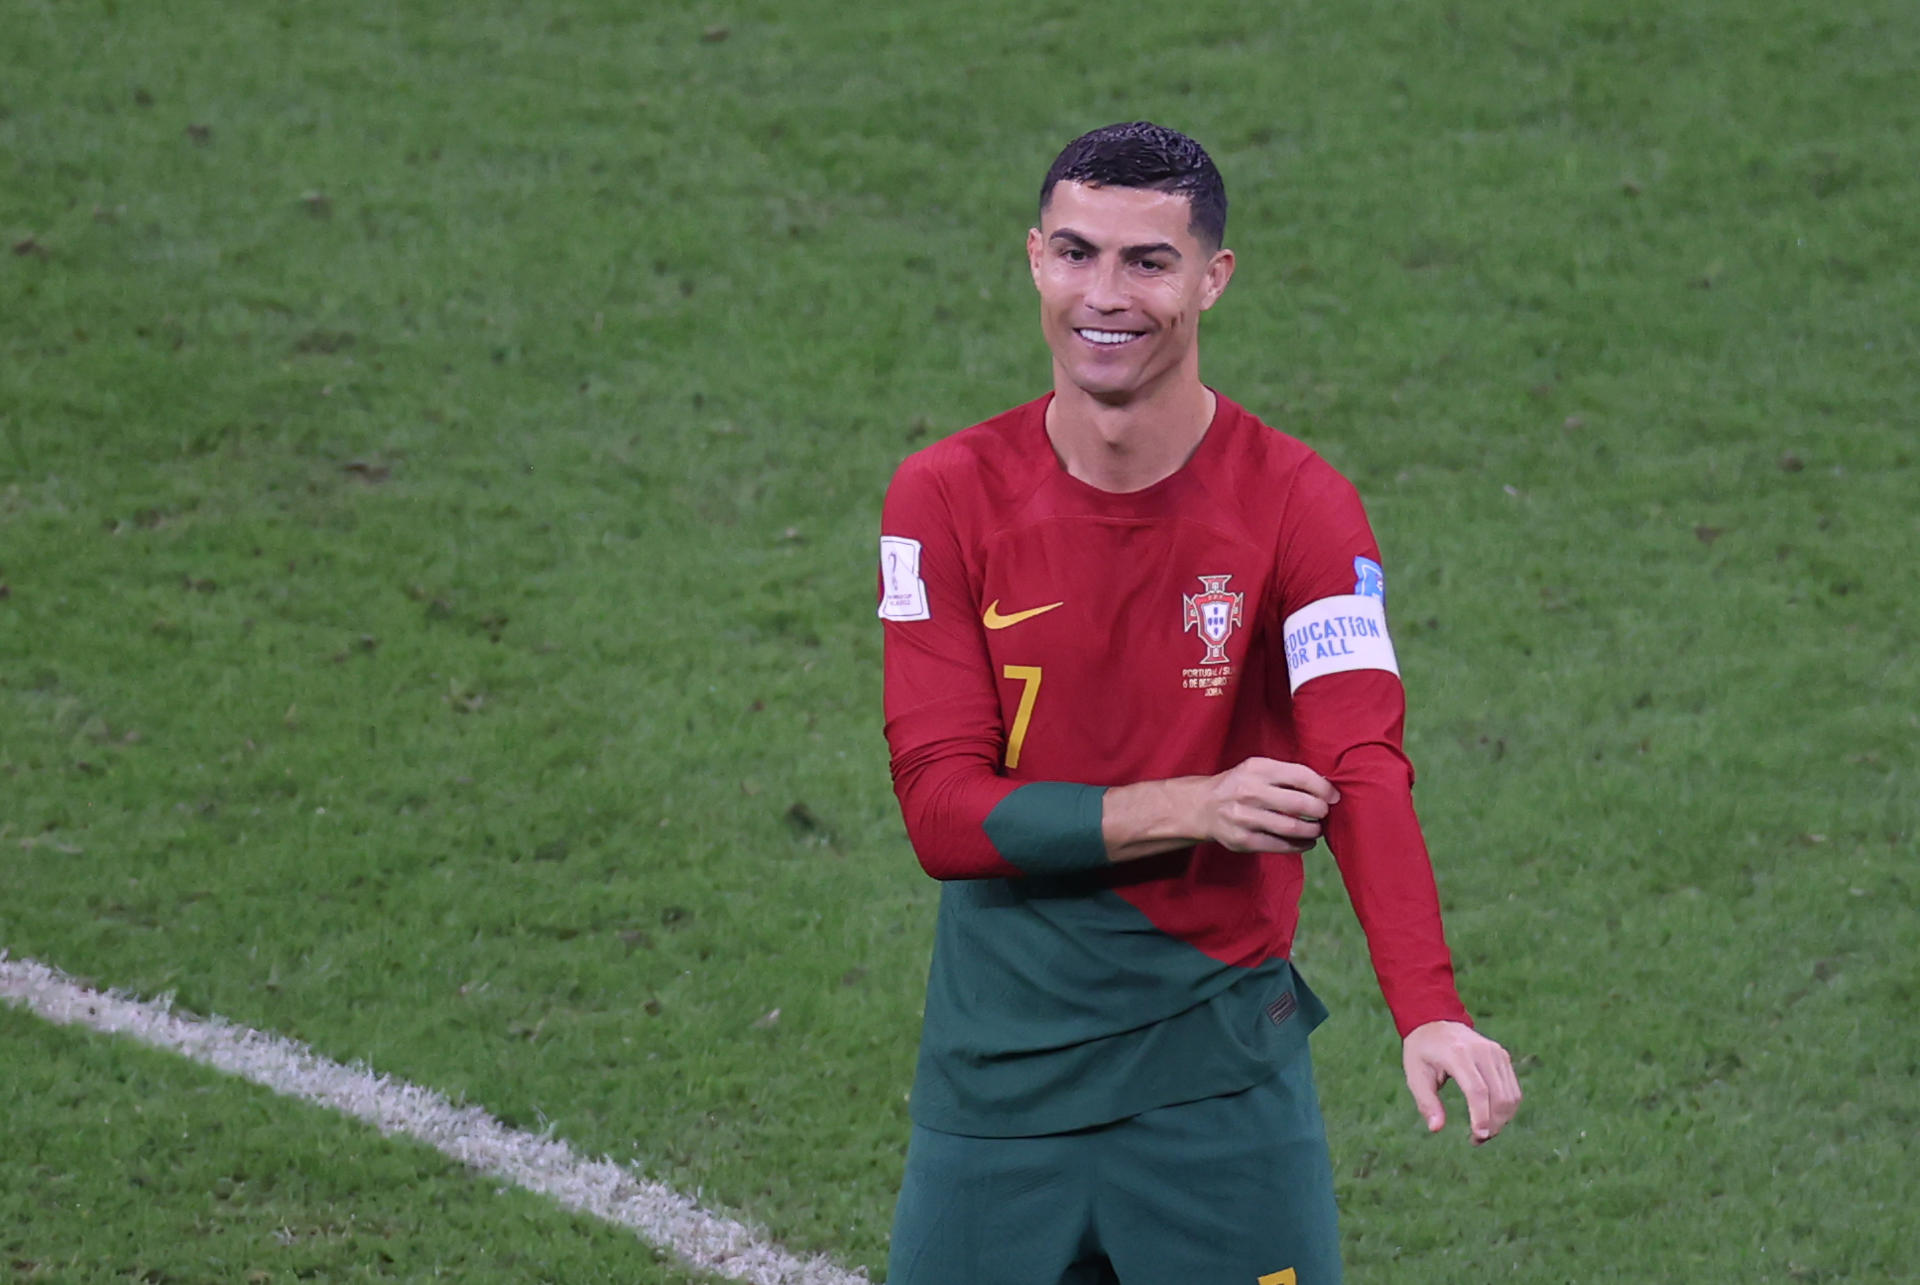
[0, 1004, 694, 1284]
[3, 0, 1916, 1280]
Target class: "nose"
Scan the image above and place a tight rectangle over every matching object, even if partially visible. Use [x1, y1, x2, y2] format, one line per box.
[1083, 257, 1129, 314]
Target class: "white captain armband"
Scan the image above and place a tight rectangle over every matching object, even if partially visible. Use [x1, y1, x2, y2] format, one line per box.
[878, 535, 931, 621]
[1282, 594, 1399, 693]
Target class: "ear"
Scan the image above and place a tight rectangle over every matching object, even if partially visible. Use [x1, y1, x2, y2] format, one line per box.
[1026, 226, 1044, 288]
[1198, 247, 1235, 311]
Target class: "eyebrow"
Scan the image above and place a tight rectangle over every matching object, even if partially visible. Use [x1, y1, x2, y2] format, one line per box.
[1048, 228, 1184, 261]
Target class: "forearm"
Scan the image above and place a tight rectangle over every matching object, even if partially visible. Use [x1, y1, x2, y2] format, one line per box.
[1285, 666, 1471, 1035]
[1321, 744, 1472, 1036]
[900, 759, 1329, 879]
[1101, 776, 1215, 863]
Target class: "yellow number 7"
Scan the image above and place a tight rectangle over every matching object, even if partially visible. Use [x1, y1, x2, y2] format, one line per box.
[1001, 665, 1043, 770]
[1258, 1271, 1297, 1285]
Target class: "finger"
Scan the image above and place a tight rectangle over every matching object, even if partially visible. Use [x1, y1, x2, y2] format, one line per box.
[1470, 1044, 1520, 1139]
[1404, 1063, 1446, 1134]
[1239, 785, 1334, 824]
[1225, 799, 1324, 842]
[1490, 1053, 1523, 1135]
[1452, 1060, 1497, 1145]
[1243, 758, 1340, 805]
[1235, 812, 1323, 850]
[1219, 826, 1315, 856]
[1214, 811, 1314, 854]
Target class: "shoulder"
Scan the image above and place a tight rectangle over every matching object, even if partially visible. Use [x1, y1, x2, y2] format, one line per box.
[899, 395, 1046, 477]
[885, 395, 1051, 510]
[1206, 393, 1362, 515]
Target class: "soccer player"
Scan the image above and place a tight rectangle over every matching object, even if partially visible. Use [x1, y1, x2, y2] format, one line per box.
[877, 122, 1520, 1284]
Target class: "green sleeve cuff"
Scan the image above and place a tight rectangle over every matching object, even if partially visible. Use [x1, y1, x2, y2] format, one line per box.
[981, 782, 1111, 876]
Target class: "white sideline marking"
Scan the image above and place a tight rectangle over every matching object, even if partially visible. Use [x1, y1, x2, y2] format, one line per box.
[0, 954, 867, 1285]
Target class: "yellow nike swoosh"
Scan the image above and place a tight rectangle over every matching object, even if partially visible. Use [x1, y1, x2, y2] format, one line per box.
[982, 599, 1064, 630]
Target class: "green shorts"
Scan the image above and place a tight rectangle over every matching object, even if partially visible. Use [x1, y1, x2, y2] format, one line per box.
[886, 1051, 1341, 1285]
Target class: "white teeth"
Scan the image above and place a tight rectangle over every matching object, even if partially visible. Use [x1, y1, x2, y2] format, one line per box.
[1077, 329, 1141, 346]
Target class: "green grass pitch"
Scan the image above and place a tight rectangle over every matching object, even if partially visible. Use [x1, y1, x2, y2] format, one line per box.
[3, 0, 1915, 1280]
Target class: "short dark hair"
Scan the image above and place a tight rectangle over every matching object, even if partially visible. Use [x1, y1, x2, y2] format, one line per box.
[1039, 122, 1227, 250]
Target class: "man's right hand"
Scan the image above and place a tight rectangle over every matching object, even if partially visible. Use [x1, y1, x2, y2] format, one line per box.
[1196, 756, 1340, 853]
[1101, 757, 1339, 863]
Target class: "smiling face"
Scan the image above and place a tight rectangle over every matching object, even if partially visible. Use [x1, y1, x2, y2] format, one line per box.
[1027, 180, 1235, 407]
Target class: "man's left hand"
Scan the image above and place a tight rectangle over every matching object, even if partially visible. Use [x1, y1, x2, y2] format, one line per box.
[1402, 1020, 1521, 1145]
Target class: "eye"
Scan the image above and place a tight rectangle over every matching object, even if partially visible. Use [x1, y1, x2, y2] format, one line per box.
[1062, 247, 1089, 263]
[1136, 258, 1165, 273]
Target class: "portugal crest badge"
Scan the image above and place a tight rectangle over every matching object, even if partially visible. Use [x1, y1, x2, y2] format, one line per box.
[1183, 574, 1244, 665]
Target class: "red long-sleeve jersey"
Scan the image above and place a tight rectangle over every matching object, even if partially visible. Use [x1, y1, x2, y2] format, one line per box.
[880, 392, 1470, 1136]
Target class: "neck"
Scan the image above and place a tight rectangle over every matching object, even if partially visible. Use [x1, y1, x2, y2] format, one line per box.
[1045, 365, 1216, 493]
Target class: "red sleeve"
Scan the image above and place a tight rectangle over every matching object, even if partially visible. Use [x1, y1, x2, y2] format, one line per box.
[878, 453, 1025, 880]
[1276, 461, 1473, 1037]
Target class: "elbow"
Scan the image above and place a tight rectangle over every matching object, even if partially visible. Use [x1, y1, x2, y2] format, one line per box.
[899, 807, 959, 879]
[909, 839, 983, 882]
[891, 756, 1023, 882]
[899, 802, 1016, 881]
